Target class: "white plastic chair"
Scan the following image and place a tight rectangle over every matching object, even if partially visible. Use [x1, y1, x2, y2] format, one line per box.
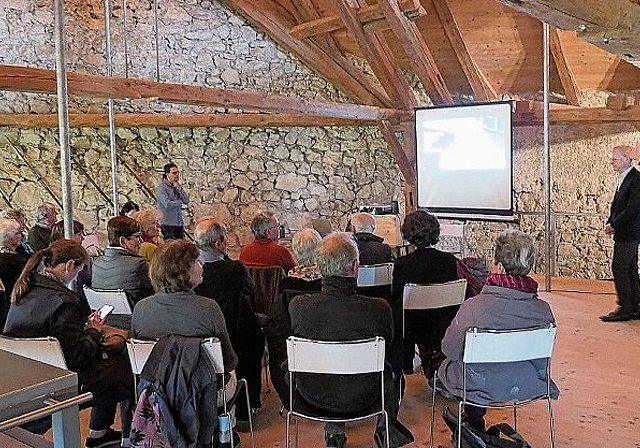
[127, 337, 255, 448]
[285, 336, 389, 448]
[83, 285, 132, 315]
[357, 263, 394, 287]
[0, 335, 68, 369]
[430, 324, 558, 448]
[402, 278, 467, 337]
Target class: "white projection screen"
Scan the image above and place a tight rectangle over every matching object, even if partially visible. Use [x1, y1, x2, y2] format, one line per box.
[415, 101, 514, 220]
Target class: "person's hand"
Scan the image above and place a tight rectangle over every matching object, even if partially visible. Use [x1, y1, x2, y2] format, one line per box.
[604, 223, 615, 236]
[86, 311, 105, 332]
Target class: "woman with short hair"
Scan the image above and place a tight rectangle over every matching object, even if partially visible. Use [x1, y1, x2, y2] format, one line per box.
[132, 210, 161, 260]
[281, 228, 322, 291]
[438, 229, 558, 430]
[4, 240, 133, 448]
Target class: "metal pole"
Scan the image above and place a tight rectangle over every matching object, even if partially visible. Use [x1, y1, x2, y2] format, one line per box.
[53, 0, 74, 239]
[105, 0, 119, 216]
[122, 0, 129, 78]
[154, 0, 160, 81]
[543, 22, 552, 291]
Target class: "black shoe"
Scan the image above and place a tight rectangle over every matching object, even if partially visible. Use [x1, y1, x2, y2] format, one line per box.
[600, 311, 634, 322]
[85, 428, 121, 448]
[324, 431, 346, 448]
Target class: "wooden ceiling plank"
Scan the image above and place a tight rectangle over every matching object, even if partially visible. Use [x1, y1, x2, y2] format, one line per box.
[221, 0, 389, 106]
[379, 119, 416, 184]
[333, 0, 417, 110]
[0, 113, 378, 128]
[549, 27, 583, 106]
[377, 0, 453, 105]
[0, 64, 411, 123]
[513, 100, 640, 124]
[289, 0, 426, 39]
[431, 0, 497, 101]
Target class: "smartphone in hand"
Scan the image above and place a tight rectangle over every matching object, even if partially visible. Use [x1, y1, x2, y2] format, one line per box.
[98, 304, 114, 319]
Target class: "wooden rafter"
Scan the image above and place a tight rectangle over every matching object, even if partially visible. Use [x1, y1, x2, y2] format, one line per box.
[0, 64, 411, 123]
[289, 0, 426, 39]
[333, 0, 417, 110]
[378, 119, 416, 184]
[0, 113, 380, 128]
[549, 27, 583, 106]
[221, 0, 391, 107]
[431, 0, 497, 101]
[513, 100, 640, 124]
[377, 0, 453, 105]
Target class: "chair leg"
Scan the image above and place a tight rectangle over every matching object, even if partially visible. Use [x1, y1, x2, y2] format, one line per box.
[457, 400, 464, 448]
[285, 411, 291, 448]
[548, 397, 556, 448]
[384, 411, 390, 448]
[429, 375, 437, 448]
[239, 379, 256, 448]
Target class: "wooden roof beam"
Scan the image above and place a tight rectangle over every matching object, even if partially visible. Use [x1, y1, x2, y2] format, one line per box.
[431, 0, 497, 101]
[549, 27, 583, 106]
[333, 0, 417, 110]
[289, 0, 426, 39]
[377, 0, 453, 105]
[221, 0, 391, 107]
[0, 64, 411, 123]
[0, 113, 380, 128]
[514, 100, 640, 124]
[379, 119, 416, 185]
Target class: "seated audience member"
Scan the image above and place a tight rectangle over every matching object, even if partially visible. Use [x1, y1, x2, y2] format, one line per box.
[391, 210, 461, 379]
[281, 228, 322, 292]
[119, 200, 140, 218]
[193, 216, 262, 418]
[4, 240, 133, 448]
[193, 216, 253, 297]
[27, 202, 57, 252]
[92, 216, 154, 310]
[288, 233, 413, 448]
[438, 229, 559, 431]
[131, 239, 238, 409]
[350, 212, 394, 265]
[132, 210, 161, 261]
[49, 219, 92, 315]
[239, 210, 296, 271]
[2, 208, 33, 258]
[0, 218, 28, 328]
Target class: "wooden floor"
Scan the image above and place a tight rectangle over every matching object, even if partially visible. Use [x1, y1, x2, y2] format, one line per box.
[71, 277, 640, 448]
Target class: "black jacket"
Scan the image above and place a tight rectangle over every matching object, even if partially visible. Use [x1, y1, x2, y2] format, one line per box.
[354, 232, 394, 265]
[608, 167, 640, 242]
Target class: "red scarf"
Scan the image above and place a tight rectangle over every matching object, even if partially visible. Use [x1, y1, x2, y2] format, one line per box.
[485, 273, 538, 293]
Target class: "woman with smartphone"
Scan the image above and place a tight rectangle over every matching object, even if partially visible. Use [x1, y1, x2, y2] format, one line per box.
[3, 240, 134, 448]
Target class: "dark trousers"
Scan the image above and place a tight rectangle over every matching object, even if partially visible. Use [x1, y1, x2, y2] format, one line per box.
[161, 224, 185, 240]
[612, 239, 640, 315]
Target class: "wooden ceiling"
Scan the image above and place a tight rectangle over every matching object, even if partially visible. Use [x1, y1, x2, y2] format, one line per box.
[219, 0, 640, 109]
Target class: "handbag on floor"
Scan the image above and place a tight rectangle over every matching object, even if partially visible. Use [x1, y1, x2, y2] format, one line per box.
[443, 407, 532, 448]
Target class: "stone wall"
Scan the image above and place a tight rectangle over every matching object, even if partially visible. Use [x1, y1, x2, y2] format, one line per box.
[1, 0, 639, 276]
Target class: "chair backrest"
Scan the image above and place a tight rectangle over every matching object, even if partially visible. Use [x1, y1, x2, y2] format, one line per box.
[83, 285, 132, 315]
[0, 335, 67, 369]
[126, 337, 225, 375]
[126, 339, 157, 375]
[247, 265, 285, 315]
[357, 263, 394, 287]
[201, 337, 225, 373]
[463, 324, 557, 364]
[402, 278, 467, 310]
[286, 336, 385, 374]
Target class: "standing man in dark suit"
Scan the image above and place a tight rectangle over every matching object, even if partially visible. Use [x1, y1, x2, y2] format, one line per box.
[601, 145, 640, 322]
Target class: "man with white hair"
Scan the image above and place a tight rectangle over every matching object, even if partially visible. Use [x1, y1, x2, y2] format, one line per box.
[601, 145, 640, 322]
[288, 233, 413, 448]
[350, 212, 393, 265]
[27, 202, 57, 252]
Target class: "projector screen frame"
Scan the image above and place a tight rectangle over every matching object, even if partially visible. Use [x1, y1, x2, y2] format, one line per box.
[414, 100, 515, 222]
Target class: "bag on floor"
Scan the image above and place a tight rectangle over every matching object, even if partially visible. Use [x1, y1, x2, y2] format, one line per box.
[442, 408, 532, 448]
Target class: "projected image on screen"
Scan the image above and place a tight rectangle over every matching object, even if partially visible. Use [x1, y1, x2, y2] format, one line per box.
[415, 101, 513, 220]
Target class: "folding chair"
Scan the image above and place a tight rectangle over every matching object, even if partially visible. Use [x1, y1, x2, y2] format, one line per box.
[247, 265, 285, 316]
[0, 335, 68, 369]
[429, 324, 558, 448]
[83, 285, 132, 314]
[126, 338, 157, 399]
[402, 279, 467, 376]
[357, 263, 394, 287]
[285, 336, 389, 448]
[202, 338, 256, 448]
